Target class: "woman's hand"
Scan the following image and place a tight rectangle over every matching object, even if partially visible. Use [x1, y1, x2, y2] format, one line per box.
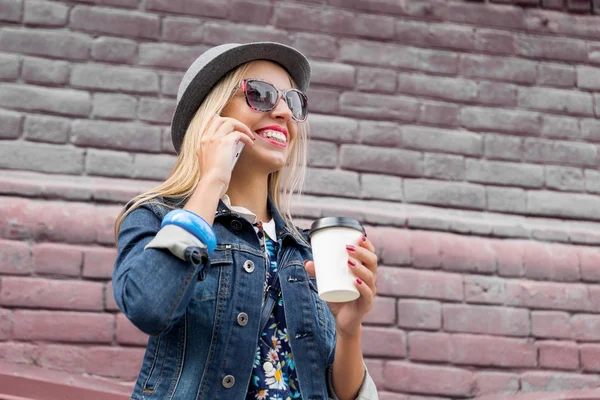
[304, 235, 378, 339]
[197, 116, 255, 193]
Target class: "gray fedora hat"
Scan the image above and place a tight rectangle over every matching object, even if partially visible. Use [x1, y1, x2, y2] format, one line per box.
[171, 41, 311, 154]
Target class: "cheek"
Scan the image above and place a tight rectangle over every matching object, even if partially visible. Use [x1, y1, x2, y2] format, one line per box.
[288, 126, 300, 147]
[221, 99, 256, 123]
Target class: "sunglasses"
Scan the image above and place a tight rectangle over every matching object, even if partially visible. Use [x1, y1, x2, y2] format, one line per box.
[237, 78, 308, 122]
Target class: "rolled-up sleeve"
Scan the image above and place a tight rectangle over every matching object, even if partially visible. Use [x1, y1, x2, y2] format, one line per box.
[145, 224, 206, 260]
[326, 363, 379, 400]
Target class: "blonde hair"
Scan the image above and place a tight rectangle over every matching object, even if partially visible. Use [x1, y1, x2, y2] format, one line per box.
[114, 61, 310, 245]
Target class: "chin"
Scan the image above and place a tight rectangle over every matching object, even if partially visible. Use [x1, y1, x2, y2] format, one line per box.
[266, 160, 287, 173]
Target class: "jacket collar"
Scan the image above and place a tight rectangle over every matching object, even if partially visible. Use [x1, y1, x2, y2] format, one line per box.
[215, 194, 309, 249]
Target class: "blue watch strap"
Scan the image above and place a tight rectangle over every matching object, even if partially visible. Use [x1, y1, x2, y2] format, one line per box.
[161, 209, 217, 255]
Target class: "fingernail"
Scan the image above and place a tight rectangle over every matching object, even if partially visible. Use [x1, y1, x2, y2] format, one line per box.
[356, 278, 363, 285]
[348, 259, 356, 267]
[362, 236, 367, 242]
[346, 245, 355, 252]
[303, 260, 309, 267]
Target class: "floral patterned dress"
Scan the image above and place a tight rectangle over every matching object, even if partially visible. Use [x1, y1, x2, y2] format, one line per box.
[246, 221, 302, 400]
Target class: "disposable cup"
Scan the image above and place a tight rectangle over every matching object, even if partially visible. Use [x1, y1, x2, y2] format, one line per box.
[308, 217, 365, 302]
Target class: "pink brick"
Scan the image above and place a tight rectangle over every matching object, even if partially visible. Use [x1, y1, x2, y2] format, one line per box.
[377, 267, 463, 301]
[572, 314, 600, 341]
[523, 241, 580, 282]
[0, 308, 12, 340]
[589, 286, 600, 313]
[408, 332, 451, 362]
[451, 334, 536, 367]
[464, 275, 507, 305]
[522, 243, 552, 277]
[532, 311, 572, 339]
[361, 327, 406, 358]
[377, 393, 408, 400]
[84, 346, 145, 379]
[0, 342, 36, 364]
[474, 372, 520, 396]
[58, 202, 104, 243]
[397, 300, 441, 330]
[521, 371, 600, 392]
[34, 344, 86, 374]
[116, 313, 148, 346]
[96, 206, 120, 245]
[439, 234, 497, 274]
[538, 341, 579, 370]
[384, 361, 474, 397]
[580, 247, 600, 282]
[475, 29, 515, 55]
[380, 395, 450, 400]
[506, 280, 589, 312]
[83, 247, 117, 279]
[1, 199, 99, 244]
[418, 102, 459, 127]
[443, 304, 530, 337]
[70, 6, 160, 39]
[379, 228, 411, 266]
[0, 277, 104, 311]
[491, 240, 524, 277]
[32, 243, 82, 277]
[13, 310, 114, 343]
[410, 230, 441, 268]
[105, 281, 119, 311]
[581, 344, 600, 372]
[445, 2, 524, 30]
[0, 239, 32, 275]
[363, 296, 396, 325]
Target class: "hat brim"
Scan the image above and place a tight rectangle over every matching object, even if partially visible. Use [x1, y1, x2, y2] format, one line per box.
[171, 42, 311, 153]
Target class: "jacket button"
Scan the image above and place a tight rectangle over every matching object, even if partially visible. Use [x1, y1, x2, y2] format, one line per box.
[263, 362, 274, 372]
[237, 312, 248, 326]
[231, 219, 243, 231]
[222, 375, 235, 388]
[243, 260, 255, 273]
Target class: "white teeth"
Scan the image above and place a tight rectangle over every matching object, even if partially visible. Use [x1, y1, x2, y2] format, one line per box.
[259, 130, 286, 144]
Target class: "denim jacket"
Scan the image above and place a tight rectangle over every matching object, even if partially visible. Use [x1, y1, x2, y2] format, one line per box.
[112, 196, 378, 400]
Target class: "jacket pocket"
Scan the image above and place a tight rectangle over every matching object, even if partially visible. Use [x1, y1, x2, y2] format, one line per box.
[193, 245, 233, 302]
[141, 317, 186, 396]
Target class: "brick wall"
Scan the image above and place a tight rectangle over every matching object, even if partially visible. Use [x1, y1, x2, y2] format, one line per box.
[1, 0, 600, 398]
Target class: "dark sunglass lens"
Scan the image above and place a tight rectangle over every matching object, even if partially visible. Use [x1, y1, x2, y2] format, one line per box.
[286, 91, 307, 121]
[245, 80, 277, 111]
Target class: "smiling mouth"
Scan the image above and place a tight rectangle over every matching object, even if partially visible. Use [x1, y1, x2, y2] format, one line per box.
[256, 129, 287, 146]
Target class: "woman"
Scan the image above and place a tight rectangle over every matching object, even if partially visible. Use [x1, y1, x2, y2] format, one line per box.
[113, 42, 379, 400]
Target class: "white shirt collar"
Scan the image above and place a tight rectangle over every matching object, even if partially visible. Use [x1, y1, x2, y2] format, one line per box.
[221, 194, 277, 240]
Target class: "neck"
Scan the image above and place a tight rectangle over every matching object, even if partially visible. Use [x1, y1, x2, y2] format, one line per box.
[226, 169, 271, 222]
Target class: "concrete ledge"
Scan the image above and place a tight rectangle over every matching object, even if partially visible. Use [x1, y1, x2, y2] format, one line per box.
[0, 362, 131, 400]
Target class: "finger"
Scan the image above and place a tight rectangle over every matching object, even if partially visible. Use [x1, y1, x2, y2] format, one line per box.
[226, 130, 255, 148]
[213, 120, 238, 138]
[354, 276, 375, 309]
[304, 260, 316, 278]
[347, 245, 378, 272]
[348, 260, 375, 292]
[206, 115, 225, 135]
[220, 117, 256, 140]
[213, 121, 256, 147]
[358, 234, 375, 254]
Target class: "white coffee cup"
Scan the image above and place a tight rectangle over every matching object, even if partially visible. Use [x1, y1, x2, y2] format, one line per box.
[308, 217, 365, 303]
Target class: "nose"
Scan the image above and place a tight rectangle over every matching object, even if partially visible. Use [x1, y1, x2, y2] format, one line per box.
[270, 94, 294, 121]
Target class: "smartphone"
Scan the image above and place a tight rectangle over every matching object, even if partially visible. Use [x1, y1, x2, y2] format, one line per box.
[232, 142, 245, 169]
